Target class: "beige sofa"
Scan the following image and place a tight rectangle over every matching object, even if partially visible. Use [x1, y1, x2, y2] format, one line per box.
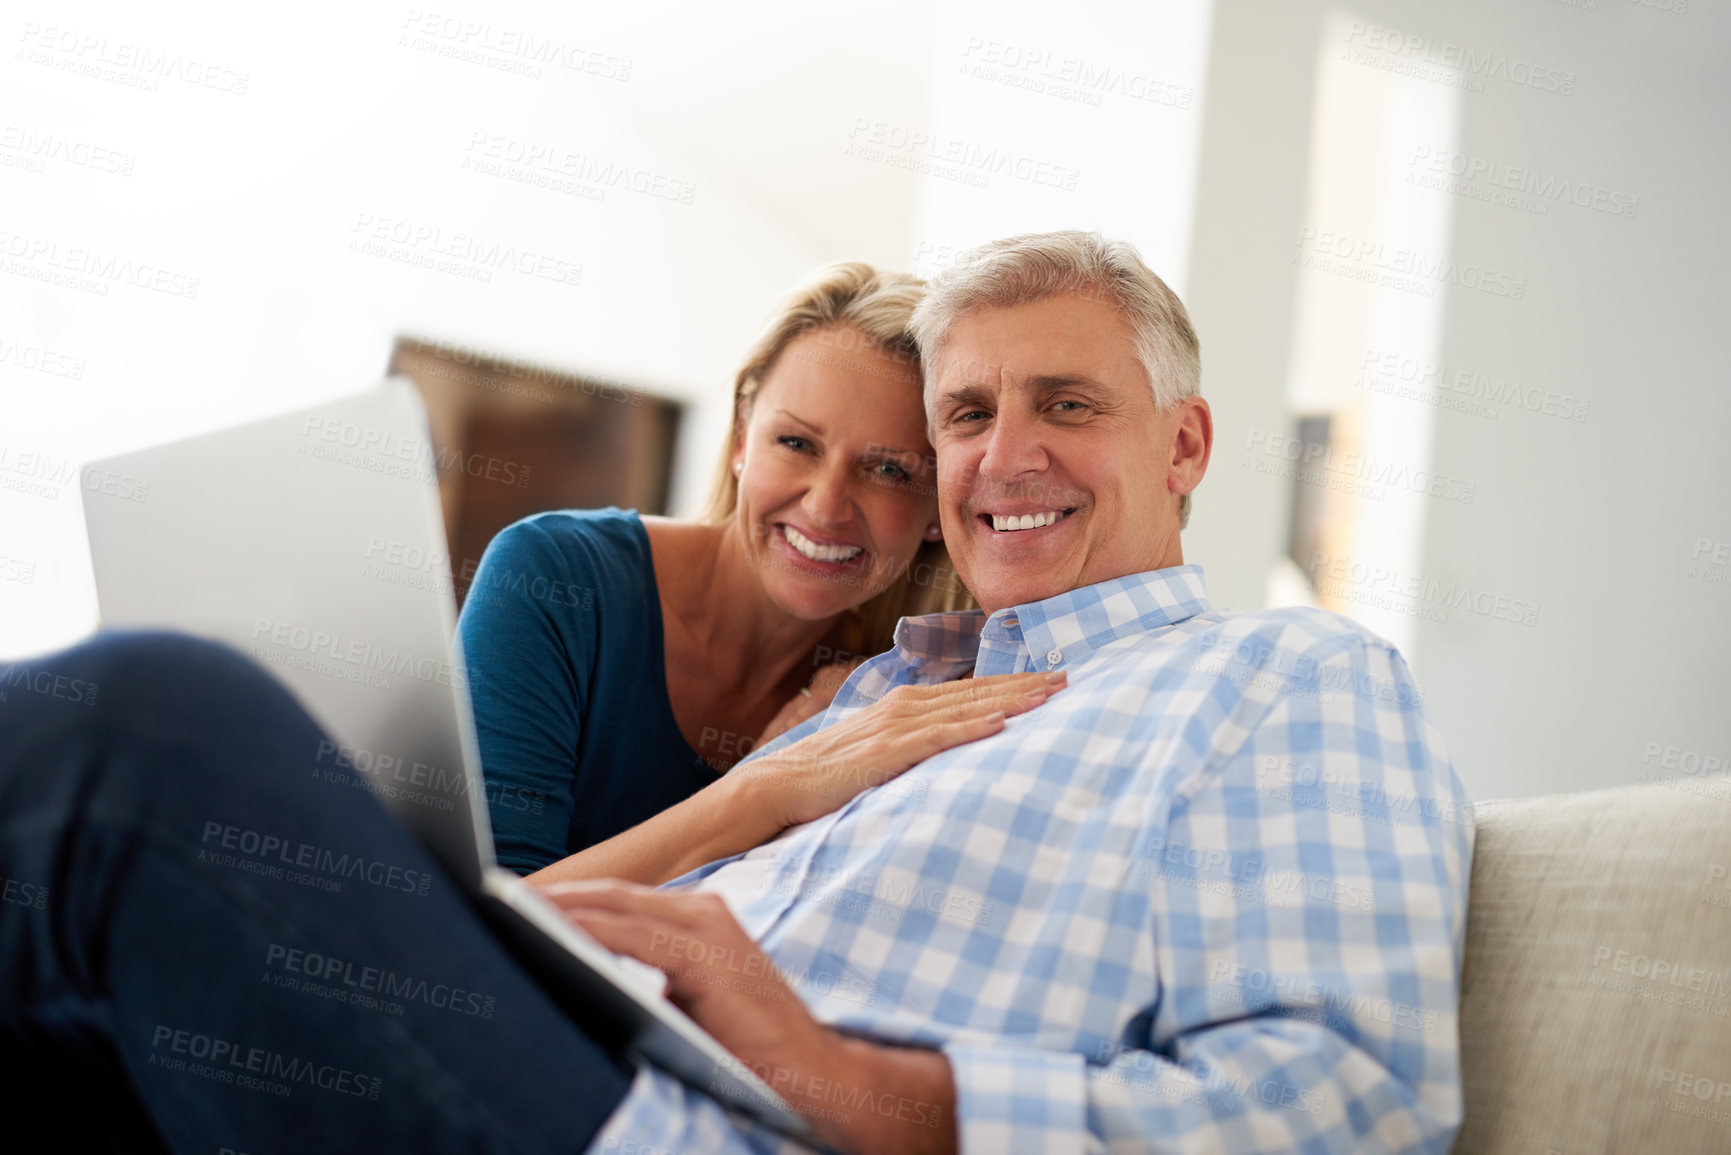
[1455, 781, 1731, 1152]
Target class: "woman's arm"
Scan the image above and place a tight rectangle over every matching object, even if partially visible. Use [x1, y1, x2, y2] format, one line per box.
[527, 669, 1066, 888]
[459, 519, 594, 873]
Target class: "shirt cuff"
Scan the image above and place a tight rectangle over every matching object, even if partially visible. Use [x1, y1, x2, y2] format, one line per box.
[942, 1042, 1091, 1155]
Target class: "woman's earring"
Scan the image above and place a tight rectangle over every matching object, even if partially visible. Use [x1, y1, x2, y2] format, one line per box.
[733, 461, 743, 476]
[924, 523, 943, 541]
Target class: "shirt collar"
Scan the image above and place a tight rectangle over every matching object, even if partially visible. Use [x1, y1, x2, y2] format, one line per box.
[891, 565, 1211, 675]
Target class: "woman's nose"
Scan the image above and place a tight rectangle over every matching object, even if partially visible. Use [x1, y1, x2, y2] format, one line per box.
[802, 463, 854, 526]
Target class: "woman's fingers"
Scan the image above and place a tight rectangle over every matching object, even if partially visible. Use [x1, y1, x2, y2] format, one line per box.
[898, 670, 1065, 710]
[914, 672, 1065, 723]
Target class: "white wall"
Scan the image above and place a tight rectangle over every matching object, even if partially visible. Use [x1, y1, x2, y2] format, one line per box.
[1407, 0, 1731, 799]
[4, 0, 1725, 805]
[1183, 0, 1731, 802]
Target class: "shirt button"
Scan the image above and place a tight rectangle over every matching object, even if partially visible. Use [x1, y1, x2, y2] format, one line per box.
[1046, 649, 1063, 667]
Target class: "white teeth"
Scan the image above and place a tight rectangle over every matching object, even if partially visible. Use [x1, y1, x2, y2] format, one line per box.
[991, 510, 1068, 533]
[783, 526, 862, 563]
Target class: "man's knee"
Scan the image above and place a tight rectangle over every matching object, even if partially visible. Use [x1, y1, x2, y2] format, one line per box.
[1, 630, 308, 762]
[82, 629, 290, 717]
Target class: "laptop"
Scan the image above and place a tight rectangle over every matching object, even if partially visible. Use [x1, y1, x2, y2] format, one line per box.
[79, 377, 810, 1140]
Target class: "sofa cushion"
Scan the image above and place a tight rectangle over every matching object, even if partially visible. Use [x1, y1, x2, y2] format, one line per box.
[1455, 781, 1731, 1153]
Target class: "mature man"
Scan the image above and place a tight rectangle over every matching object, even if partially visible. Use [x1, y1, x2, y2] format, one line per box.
[555, 232, 1473, 1154]
[0, 232, 1471, 1154]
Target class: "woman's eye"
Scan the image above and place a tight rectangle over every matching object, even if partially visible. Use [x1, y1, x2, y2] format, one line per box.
[777, 435, 813, 452]
[872, 461, 911, 482]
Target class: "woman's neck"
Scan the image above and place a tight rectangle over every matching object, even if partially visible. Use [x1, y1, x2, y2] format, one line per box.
[649, 518, 839, 707]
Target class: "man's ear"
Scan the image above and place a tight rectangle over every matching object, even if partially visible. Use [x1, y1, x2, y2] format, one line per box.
[1168, 396, 1212, 499]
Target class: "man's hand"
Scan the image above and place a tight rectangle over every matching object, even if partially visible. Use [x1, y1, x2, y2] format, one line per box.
[543, 879, 957, 1155]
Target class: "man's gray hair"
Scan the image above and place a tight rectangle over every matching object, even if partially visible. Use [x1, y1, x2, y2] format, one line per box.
[908, 230, 1203, 526]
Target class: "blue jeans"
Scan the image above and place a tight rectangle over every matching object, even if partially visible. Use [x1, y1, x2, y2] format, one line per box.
[0, 632, 632, 1153]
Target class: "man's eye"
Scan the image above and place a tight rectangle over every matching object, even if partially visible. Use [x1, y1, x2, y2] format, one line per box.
[1052, 400, 1086, 413]
[954, 409, 990, 424]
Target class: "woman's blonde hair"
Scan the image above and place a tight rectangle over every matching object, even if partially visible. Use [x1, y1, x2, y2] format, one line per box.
[699, 261, 975, 657]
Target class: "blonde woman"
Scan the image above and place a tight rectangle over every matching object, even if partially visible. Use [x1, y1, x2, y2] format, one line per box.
[459, 263, 1064, 885]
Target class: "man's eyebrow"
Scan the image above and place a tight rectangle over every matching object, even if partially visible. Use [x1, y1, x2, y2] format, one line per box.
[934, 383, 995, 411]
[1027, 373, 1106, 392]
[936, 375, 1110, 409]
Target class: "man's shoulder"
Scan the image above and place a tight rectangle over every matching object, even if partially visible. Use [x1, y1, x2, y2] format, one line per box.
[1186, 603, 1396, 658]
[1089, 602, 1398, 671]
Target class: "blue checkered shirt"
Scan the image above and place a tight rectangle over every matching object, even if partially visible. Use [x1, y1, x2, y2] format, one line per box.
[585, 566, 1474, 1154]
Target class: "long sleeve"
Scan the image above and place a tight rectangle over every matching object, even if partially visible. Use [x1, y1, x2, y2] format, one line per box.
[940, 635, 1474, 1154]
[457, 518, 594, 873]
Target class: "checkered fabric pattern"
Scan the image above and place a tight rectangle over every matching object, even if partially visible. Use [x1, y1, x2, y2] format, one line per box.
[585, 566, 1475, 1154]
